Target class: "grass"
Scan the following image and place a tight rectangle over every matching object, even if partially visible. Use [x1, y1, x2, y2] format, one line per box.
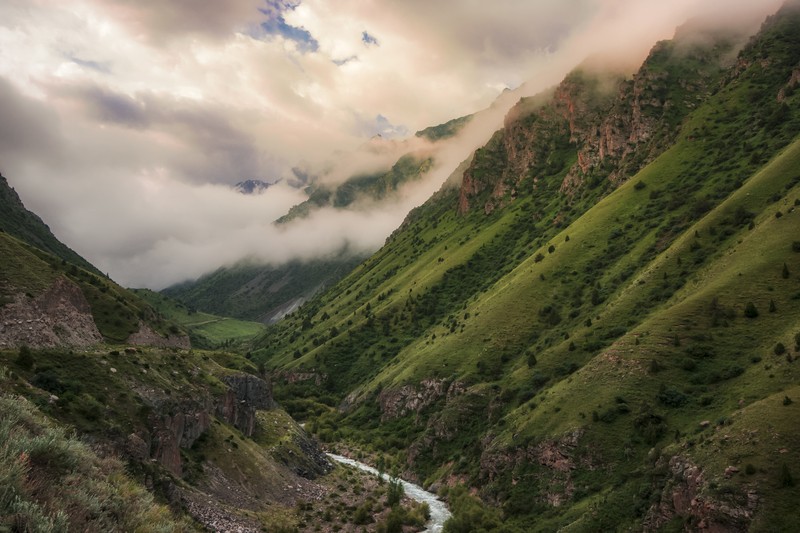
[252, 10, 800, 530]
[0, 369, 194, 532]
[133, 289, 264, 349]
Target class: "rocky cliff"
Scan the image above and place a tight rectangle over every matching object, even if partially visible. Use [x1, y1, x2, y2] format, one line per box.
[126, 322, 190, 350]
[458, 27, 743, 214]
[0, 276, 102, 349]
[139, 372, 277, 476]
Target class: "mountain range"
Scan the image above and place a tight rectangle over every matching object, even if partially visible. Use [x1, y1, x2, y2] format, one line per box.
[252, 4, 800, 531]
[1, 2, 800, 531]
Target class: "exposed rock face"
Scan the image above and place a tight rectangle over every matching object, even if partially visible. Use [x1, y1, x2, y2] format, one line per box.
[143, 373, 276, 476]
[478, 429, 590, 507]
[644, 455, 758, 532]
[217, 374, 276, 436]
[0, 276, 102, 349]
[273, 369, 327, 386]
[378, 378, 465, 421]
[126, 322, 190, 350]
[150, 406, 212, 476]
[457, 31, 740, 214]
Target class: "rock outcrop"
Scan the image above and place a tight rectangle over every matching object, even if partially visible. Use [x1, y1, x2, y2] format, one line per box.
[378, 378, 465, 421]
[644, 455, 758, 532]
[0, 276, 102, 349]
[457, 28, 741, 214]
[478, 429, 591, 507]
[217, 374, 276, 436]
[141, 373, 276, 476]
[126, 322, 190, 350]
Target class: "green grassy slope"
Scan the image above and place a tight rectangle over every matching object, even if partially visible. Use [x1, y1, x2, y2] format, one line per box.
[253, 5, 800, 530]
[134, 288, 265, 349]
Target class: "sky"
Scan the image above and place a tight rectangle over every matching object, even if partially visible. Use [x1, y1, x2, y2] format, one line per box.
[0, 0, 783, 288]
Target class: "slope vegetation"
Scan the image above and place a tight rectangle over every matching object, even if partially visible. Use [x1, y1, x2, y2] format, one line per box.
[254, 5, 800, 530]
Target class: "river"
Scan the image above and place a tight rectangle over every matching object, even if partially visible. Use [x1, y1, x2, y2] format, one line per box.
[326, 453, 452, 532]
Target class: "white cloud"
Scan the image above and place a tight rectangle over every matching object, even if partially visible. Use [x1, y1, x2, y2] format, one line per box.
[0, 0, 784, 288]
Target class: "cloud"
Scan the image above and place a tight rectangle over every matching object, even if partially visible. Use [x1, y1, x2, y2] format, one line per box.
[0, 0, 785, 289]
[83, 0, 267, 42]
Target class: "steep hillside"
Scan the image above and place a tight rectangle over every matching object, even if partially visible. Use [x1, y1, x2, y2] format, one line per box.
[0, 231, 189, 348]
[0, 173, 99, 274]
[254, 5, 800, 531]
[164, 255, 364, 324]
[134, 288, 265, 349]
[0, 344, 340, 531]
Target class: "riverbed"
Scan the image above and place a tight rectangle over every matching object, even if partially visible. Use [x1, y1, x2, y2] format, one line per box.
[327, 453, 451, 532]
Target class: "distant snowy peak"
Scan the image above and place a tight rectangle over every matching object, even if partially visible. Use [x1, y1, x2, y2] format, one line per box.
[233, 179, 276, 195]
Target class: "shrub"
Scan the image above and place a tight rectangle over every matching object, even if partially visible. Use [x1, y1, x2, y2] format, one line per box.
[386, 478, 404, 508]
[658, 386, 688, 407]
[775, 343, 786, 355]
[744, 302, 759, 318]
[783, 263, 790, 279]
[781, 464, 794, 487]
[15, 346, 34, 371]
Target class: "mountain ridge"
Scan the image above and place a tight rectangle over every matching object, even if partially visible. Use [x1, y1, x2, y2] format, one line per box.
[253, 5, 800, 530]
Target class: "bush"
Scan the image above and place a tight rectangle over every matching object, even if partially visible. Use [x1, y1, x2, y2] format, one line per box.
[744, 302, 759, 318]
[386, 478, 404, 508]
[781, 464, 794, 487]
[775, 343, 786, 355]
[15, 346, 34, 371]
[658, 386, 688, 407]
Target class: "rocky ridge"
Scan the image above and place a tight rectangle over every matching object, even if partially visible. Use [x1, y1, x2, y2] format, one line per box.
[457, 27, 743, 214]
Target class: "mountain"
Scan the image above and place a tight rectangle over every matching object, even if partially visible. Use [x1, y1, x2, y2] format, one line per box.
[0, 213, 188, 349]
[164, 254, 365, 324]
[0, 173, 100, 274]
[253, 5, 800, 531]
[234, 179, 275, 195]
[0, 172, 356, 531]
[164, 120, 461, 324]
[276, 153, 435, 225]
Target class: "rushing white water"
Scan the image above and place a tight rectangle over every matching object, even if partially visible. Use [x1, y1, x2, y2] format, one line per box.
[327, 453, 452, 532]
